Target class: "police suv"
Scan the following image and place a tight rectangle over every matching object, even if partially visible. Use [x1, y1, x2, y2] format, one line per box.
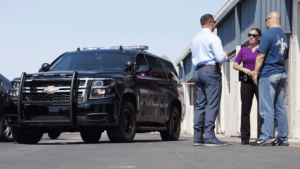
[8, 45, 185, 144]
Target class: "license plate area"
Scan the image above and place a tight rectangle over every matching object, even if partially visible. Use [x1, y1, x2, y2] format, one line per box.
[24, 105, 70, 120]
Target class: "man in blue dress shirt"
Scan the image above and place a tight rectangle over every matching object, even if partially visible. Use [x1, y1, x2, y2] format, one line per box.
[191, 14, 229, 146]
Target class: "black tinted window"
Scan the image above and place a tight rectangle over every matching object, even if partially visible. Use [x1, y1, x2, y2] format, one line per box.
[163, 60, 178, 76]
[135, 54, 148, 71]
[145, 55, 164, 79]
[49, 51, 129, 71]
[157, 59, 168, 79]
[162, 60, 179, 83]
[145, 56, 160, 70]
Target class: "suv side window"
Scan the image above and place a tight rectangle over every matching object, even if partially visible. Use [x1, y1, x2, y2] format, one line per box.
[135, 54, 150, 76]
[157, 59, 168, 80]
[145, 55, 164, 79]
[161, 60, 180, 83]
[0, 80, 3, 86]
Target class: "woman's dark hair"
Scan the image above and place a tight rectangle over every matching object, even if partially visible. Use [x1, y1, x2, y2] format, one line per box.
[250, 28, 262, 43]
[250, 28, 262, 36]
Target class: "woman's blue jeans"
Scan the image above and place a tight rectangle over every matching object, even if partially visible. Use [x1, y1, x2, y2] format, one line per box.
[258, 72, 288, 142]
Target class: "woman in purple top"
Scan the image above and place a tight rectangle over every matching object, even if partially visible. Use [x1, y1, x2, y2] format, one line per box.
[233, 28, 262, 145]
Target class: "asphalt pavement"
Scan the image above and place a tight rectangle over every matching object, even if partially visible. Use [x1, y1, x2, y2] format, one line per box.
[0, 132, 300, 169]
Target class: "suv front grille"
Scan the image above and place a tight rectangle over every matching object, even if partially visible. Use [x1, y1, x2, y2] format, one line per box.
[22, 92, 83, 102]
[24, 81, 71, 88]
[23, 92, 71, 101]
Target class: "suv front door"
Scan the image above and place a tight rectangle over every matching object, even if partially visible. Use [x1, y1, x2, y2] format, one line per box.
[134, 54, 158, 123]
[0, 80, 7, 112]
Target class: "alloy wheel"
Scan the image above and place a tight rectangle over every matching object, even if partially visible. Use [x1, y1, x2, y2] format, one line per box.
[4, 119, 13, 139]
[122, 110, 133, 135]
[172, 113, 179, 136]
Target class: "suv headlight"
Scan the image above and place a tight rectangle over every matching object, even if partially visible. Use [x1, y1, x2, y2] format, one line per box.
[12, 82, 20, 89]
[89, 80, 115, 99]
[10, 81, 20, 100]
[10, 90, 19, 100]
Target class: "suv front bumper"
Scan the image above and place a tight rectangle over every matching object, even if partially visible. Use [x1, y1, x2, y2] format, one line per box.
[7, 98, 118, 128]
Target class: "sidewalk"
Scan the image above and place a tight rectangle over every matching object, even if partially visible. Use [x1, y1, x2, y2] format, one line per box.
[181, 133, 300, 147]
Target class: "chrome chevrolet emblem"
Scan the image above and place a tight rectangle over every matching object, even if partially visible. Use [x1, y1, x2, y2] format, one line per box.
[43, 86, 58, 94]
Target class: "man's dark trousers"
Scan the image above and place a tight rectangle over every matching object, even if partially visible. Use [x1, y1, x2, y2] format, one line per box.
[193, 67, 222, 140]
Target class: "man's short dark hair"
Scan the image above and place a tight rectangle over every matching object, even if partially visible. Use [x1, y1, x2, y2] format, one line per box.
[200, 14, 214, 26]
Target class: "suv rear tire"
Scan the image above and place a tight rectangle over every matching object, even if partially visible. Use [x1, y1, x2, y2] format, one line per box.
[160, 106, 180, 141]
[0, 113, 14, 142]
[107, 100, 136, 142]
[12, 128, 44, 144]
[48, 131, 61, 139]
[80, 130, 102, 143]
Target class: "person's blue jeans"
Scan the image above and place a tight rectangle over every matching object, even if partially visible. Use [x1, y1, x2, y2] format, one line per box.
[259, 72, 288, 142]
[193, 67, 222, 140]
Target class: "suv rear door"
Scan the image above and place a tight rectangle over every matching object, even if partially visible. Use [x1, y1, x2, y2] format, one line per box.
[161, 60, 184, 120]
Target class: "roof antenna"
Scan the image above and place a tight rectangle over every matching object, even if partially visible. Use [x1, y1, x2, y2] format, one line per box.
[119, 45, 123, 51]
[76, 46, 80, 52]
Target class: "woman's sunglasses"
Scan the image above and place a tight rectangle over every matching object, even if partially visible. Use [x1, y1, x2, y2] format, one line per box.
[248, 33, 259, 38]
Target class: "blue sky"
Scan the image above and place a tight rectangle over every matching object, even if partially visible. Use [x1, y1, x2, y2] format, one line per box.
[0, 0, 227, 80]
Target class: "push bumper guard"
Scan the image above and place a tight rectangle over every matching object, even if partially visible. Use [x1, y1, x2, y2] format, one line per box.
[17, 71, 78, 125]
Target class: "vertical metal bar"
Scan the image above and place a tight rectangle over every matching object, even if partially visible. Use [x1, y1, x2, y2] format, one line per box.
[70, 71, 78, 125]
[235, 4, 241, 46]
[17, 72, 26, 125]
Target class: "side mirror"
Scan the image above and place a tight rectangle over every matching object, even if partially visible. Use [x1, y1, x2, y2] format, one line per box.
[125, 60, 134, 69]
[41, 63, 50, 71]
[138, 65, 152, 73]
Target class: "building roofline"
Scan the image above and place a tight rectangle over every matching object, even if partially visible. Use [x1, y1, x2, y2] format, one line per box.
[173, 43, 191, 65]
[173, 0, 237, 66]
[215, 0, 240, 26]
[214, 0, 233, 19]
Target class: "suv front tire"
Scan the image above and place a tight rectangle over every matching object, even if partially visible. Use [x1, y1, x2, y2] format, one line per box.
[12, 128, 44, 144]
[107, 100, 136, 142]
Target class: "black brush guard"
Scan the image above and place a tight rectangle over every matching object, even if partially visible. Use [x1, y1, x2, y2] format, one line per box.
[17, 71, 78, 125]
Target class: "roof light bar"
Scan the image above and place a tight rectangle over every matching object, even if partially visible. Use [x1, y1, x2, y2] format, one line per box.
[82, 45, 148, 51]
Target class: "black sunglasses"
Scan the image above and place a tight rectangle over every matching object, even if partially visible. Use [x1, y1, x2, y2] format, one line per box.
[265, 18, 271, 22]
[248, 33, 259, 38]
[210, 21, 216, 24]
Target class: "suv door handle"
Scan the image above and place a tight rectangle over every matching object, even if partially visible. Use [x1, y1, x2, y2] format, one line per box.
[151, 84, 157, 87]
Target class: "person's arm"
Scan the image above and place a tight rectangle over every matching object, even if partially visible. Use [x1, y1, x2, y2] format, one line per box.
[233, 49, 252, 75]
[252, 33, 270, 85]
[252, 52, 266, 86]
[233, 62, 252, 75]
[211, 37, 228, 63]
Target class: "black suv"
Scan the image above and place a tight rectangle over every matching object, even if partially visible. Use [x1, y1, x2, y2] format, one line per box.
[7, 45, 185, 144]
[0, 74, 14, 142]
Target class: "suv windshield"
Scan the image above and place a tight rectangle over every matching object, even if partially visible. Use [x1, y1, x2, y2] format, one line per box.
[49, 51, 130, 71]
